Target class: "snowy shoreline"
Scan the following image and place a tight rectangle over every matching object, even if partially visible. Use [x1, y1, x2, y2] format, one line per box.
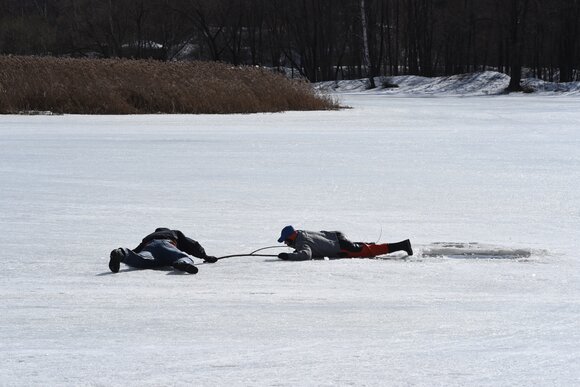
[315, 71, 580, 96]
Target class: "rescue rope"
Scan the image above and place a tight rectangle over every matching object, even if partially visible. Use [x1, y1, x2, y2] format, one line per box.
[217, 245, 289, 260]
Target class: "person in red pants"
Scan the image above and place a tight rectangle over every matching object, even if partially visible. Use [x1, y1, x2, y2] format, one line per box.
[276, 225, 412, 261]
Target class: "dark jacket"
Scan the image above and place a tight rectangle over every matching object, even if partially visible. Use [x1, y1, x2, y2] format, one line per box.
[285, 230, 342, 260]
[133, 228, 208, 258]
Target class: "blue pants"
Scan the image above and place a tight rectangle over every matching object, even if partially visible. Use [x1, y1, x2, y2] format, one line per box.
[122, 239, 194, 269]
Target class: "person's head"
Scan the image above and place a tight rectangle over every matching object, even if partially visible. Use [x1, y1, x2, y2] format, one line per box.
[277, 225, 297, 245]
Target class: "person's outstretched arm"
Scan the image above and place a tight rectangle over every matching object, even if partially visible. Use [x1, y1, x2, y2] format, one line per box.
[279, 245, 312, 261]
[174, 230, 217, 262]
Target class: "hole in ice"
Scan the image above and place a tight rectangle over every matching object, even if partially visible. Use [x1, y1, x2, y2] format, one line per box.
[420, 242, 535, 260]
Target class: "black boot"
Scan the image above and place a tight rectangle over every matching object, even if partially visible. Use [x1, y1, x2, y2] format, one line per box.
[173, 261, 199, 274]
[109, 248, 125, 273]
[387, 239, 413, 256]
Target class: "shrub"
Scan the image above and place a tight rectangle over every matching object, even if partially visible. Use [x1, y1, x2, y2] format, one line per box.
[0, 56, 338, 114]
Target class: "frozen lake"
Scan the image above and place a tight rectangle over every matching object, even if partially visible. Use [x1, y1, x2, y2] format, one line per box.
[1, 94, 579, 386]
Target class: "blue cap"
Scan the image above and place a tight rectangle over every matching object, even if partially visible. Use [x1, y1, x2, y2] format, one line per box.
[277, 225, 296, 243]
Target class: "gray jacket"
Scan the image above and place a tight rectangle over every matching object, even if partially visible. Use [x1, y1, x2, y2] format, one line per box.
[286, 230, 342, 260]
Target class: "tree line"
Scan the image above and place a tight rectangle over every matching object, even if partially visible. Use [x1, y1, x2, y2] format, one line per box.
[1, 0, 579, 88]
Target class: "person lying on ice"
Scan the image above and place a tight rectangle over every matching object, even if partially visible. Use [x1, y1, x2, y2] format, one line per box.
[276, 225, 413, 261]
[108, 228, 218, 274]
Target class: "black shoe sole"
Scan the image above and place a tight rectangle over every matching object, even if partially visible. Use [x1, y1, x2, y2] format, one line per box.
[405, 240, 414, 256]
[109, 250, 121, 273]
[173, 262, 198, 274]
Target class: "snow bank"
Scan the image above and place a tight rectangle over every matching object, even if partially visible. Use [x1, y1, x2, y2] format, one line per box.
[522, 77, 580, 95]
[315, 71, 580, 96]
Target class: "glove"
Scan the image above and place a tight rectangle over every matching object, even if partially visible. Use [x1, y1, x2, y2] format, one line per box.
[278, 253, 289, 260]
[204, 256, 218, 263]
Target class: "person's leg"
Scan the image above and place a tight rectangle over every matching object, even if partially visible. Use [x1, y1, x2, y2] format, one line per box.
[109, 247, 158, 271]
[116, 239, 189, 269]
[109, 240, 199, 272]
[340, 243, 389, 258]
[120, 247, 163, 269]
[385, 239, 413, 256]
[146, 240, 198, 274]
[336, 233, 363, 253]
[172, 256, 199, 274]
[336, 233, 379, 258]
[339, 240, 413, 258]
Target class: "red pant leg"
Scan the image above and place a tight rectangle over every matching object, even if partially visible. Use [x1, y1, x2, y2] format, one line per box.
[340, 243, 389, 258]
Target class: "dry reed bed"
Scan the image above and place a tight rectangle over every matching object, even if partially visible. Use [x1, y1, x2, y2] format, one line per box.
[0, 56, 337, 114]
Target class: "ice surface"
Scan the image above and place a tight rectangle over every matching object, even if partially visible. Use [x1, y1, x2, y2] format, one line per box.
[1, 95, 579, 386]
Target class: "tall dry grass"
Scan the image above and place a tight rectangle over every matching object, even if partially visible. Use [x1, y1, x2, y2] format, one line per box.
[0, 56, 337, 114]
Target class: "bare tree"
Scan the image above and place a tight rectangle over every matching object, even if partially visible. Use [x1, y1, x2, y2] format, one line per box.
[360, 0, 375, 88]
[1, 0, 579, 83]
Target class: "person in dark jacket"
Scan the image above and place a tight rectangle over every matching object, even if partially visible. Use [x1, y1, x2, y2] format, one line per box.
[108, 228, 218, 274]
[276, 225, 413, 261]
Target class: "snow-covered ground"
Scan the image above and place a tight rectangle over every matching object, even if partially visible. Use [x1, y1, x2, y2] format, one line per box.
[1, 91, 580, 386]
[316, 71, 580, 96]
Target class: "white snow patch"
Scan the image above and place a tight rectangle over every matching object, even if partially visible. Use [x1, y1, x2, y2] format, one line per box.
[315, 71, 580, 96]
